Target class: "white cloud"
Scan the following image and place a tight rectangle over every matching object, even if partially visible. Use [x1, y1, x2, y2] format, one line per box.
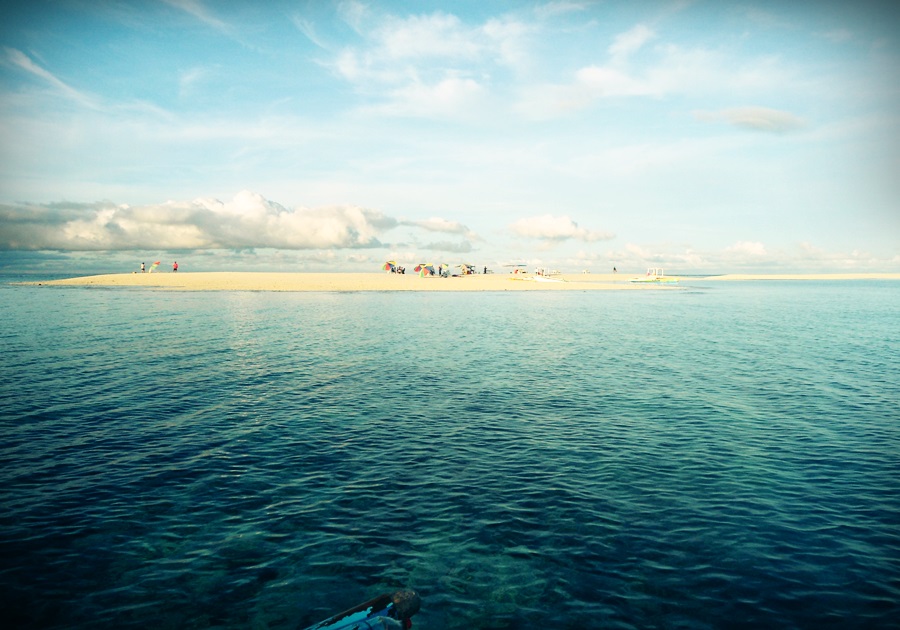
[609, 24, 655, 62]
[0, 192, 398, 251]
[337, 0, 370, 34]
[515, 36, 802, 121]
[509, 214, 613, 242]
[405, 217, 478, 239]
[327, 9, 800, 124]
[368, 74, 486, 118]
[695, 106, 805, 133]
[481, 17, 533, 67]
[513, 63, 657, 120]
[726, 241, 768, 256]
[350, 9, 530, 67]
[327, 6, 535, 120]
[377, 12, 480, 60]
[576, 65, 657, 97]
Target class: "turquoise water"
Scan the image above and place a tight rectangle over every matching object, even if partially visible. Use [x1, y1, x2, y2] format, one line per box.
[1, 280, 898, 628]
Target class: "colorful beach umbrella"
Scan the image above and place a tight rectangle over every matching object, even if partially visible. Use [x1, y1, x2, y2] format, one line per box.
[418, 264, 435, 277]
[383, 260, 396, 272]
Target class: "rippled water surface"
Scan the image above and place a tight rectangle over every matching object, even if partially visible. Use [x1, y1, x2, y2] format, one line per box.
[1, 280, 898, 628]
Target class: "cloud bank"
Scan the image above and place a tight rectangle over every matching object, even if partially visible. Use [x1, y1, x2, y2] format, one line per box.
[0, 191, 397, 251]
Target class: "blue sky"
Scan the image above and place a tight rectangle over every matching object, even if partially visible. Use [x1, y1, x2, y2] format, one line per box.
[1, 0, 898, 274]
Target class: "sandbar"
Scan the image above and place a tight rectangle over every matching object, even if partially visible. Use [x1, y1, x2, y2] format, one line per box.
[29, 272, 899, 292]
[34, 272, 657, 291]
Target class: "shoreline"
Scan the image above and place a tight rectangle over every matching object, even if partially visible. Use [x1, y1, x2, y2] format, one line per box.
[24, 271, 900, 292]
[29, 272, 648, 292]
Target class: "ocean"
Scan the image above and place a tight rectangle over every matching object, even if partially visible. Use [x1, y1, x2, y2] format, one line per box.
[1, 279, 898, 629]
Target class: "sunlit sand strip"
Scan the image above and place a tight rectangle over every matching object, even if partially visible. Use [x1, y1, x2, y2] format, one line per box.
[34, 272, 668, 292]
[31, 272, 900, 291]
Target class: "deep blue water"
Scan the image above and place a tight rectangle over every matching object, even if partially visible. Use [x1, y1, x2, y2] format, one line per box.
[1, 280, 898, 629]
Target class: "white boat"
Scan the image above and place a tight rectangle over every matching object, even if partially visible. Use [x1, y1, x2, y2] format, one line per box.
[630, 267, 679, 283]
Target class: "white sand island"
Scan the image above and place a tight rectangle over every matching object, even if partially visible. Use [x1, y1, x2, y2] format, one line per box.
[34, 272, 644, 291]
[29, 272, 900, 292]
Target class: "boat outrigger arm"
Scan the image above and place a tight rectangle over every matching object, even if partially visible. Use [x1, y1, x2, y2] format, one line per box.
[304, 589, 421, 630]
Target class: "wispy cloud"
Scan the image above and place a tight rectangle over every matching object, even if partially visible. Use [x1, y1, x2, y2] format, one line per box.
[329, 9, 798, 124]
[361, 74, 487, 119]
[3, 47, 97, 108]
[337, 0, 370, 35]
[327, 6, 533, 119]
[177, 65, 218, 98]
[376, 12, 481, 60]
[695, 106, 806, 133]
[609, 24, 655, 62]
[597, 239, 891, 274]
[509, 214, 614, 243]
[726, 240, 768, 256]
[160, 0, 259, 49]
[161, 0, 230, 33]
[405, 217, 479, 239]
[575, 64, 657, 97]
[291, 15, 328, 49]
[534, 2, 589, 19]
[423, 240, 474, 254]
[820, 29, 853, 43]
[514, 27, 802, 121]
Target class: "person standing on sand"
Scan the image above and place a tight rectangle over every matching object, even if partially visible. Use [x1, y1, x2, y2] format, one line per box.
[141, 262, 145, 273]
[173, 261, 178, 272]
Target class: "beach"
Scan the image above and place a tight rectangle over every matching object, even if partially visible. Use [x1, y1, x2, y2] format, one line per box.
[30, 271, 900, 291]
[34, 272, 654, 291]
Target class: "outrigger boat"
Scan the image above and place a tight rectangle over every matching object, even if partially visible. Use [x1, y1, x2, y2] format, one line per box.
[304, 589, 421, 630]
[630, 267, 679, 283]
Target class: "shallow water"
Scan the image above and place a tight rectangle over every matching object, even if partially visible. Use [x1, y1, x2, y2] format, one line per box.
[1, 280, 898, 628]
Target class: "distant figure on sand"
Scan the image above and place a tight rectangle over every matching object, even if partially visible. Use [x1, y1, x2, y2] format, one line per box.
[613, 267, 617, 273]
[173, 261, 178, 272]
[141, 262, 145, 273]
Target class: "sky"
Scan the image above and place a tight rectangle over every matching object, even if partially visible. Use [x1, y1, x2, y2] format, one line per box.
[1, 0, 898, 275]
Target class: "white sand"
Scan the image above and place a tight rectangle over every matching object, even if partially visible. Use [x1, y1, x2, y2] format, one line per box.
[34, 272, 655, 291]
[31, 272, 900, 292]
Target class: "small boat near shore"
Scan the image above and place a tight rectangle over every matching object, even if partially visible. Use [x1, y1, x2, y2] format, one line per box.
[630, 268, 679, 283]
[304, 589, 421, 630]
